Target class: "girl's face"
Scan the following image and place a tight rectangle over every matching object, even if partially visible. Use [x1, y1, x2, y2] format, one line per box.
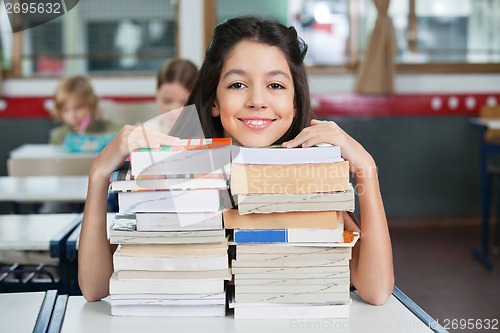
[213, 40, 295, 147]
[157, 82, 190, 114]
[60, 95, 92, 132]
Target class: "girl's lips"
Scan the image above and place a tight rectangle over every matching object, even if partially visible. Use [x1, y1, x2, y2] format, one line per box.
[239, 118, 275, 130]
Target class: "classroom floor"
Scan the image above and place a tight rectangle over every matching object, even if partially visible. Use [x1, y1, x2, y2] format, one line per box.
[390, 219, 500, 333]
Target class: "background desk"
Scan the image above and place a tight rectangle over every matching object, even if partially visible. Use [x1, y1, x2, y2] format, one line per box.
[0, 290, 58, 333]
[57, 289, 446, 333]
[0, 214, 82, 293]
[0, 176, 88, 213]
[8, 144, 97, 176]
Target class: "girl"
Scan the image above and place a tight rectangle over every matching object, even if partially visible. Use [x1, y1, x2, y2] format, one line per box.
[152, 59, 199, 134]
[79, 16, 394, 305]
[49, 75, 120, 144]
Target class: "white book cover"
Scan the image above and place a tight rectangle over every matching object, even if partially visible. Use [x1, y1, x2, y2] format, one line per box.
[234, 277, 351, 286]
[109, 228, 226, 244]
[231, 258, 350, 268]
[237, 185, 355, 214]
[109, 273, 225, 294]
[110, 292, 226, 306]
[231, 301, 350, 319]
[136, 212, 222, 231]
[111, 304, 226, 317]
[118, 189, 223, 213]
[234, 271, 350, 281]
[116, 269, 232, 280]
[113, 248, 228, 271]
[235, 292, 351, 304]
[231, 145, 343, 165]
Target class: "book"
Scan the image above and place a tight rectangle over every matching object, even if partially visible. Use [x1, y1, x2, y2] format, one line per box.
[234, 283, 350, 294]
[115, 269, 232, 280]
[111, 304, 226, 317]
[136, 212, 223, 231]
[231, 145, 343, 165]
[223, 209, 343, 229]
[113, 246, 228, 271]
[231, 266, 350, 275]
[231, 302, 350, 319]
[117, 189, 223, 213]
[109, 273, 225, 294]
[109, 228, 226, 244]
[234, 271, 351, 280]
[234, 275, 350, 285]
[236, 245, 352, 255]
[130, 138, 231, 177]
[110, 177, 228, 193]
[230, 161, 350, 194]
[234, 291, 350, 304]
[232, 228, 344, 244]
[119, 242, 228, 257]
[110, 293, 227, 306]
[235, 251, 351, 261]
[231, 258, 350, 268]
[237, 185, 355, 214]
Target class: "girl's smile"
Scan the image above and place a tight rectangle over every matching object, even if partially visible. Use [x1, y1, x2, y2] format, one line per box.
[213, 40, 295, 147]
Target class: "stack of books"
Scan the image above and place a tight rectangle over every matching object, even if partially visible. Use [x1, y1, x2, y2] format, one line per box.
[108, 138, 232, 317]
[226, 145, 359, 319]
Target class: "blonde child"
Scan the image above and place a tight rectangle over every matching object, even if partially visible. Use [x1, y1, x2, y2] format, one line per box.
[50, 75, 120, 144]
[79, 16, 394, 305]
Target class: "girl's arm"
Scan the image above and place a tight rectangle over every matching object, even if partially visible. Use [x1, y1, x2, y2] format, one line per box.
[78, 125, 179, 301]
[283, 119, 394, 305]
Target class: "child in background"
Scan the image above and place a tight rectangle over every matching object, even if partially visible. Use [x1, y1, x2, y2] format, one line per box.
[153, 59, 198, 133]
[79, 16, 394, 305]
[49, 75, 121, 145]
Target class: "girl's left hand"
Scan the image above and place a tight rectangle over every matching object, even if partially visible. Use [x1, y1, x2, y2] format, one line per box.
[282, 119, 375, 175]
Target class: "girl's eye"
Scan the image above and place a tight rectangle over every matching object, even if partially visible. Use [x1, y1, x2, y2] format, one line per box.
[269, 83, 285, 90]
[229, 82, 245, 89]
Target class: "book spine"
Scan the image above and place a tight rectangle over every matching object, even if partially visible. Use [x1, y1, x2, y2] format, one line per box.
[233, 229, 288, 243]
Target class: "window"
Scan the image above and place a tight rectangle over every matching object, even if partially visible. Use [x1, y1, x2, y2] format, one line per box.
[359, 0, 500, 64]
[17, 0, 177, 77]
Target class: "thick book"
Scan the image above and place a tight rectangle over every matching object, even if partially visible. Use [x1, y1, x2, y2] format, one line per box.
[136, 212, 223, 231]
[232, 228, 344, 243]
[113, 247, 228, 271]
[234, 274, 350, 285]
[235, 283, 350, 294]
[111, 304, 226, 317]
[119, 242, 228, 257]
[115, 269, 232, 280]
[109, 273, 225, 294]
[230, 161, 350, 194]
[110, 177, 228, 193]
[109, 228, 226, 244]
[223, 209, 342, 229]
[237, 185, 355, 214]
[231, 145, 343, 165]
[110, 292, 226, 306]
[231, 258, 350, 268]
[231, 302, 350, 319]
[234, 291, 350, 304]
[130, 138, 231, 177]
[231, 266, 350, 275]
[117, 189, 223, 213]
[235, 251, 351, 261]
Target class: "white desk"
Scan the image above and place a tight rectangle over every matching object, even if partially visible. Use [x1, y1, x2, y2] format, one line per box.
[0, 214, 82, 251]
[0, 176, 88, 203]
[59, 291, 442, 333]
[8, 144, 97, 176]
[0, 291, 47, 332]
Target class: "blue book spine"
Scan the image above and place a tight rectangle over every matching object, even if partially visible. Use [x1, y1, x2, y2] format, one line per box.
[233, 229, 288, 243]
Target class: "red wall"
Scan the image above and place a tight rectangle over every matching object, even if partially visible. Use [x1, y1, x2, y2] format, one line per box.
[1, 93, 499, 118]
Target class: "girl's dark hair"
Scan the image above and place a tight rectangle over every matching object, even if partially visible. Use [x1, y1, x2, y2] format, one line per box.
[171, 16, 312, 143]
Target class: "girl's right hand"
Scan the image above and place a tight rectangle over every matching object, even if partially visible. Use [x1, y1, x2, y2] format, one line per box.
[90, 125, 180, 181]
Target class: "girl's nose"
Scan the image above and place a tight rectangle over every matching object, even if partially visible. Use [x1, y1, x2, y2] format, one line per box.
[246, 87, 267, 110]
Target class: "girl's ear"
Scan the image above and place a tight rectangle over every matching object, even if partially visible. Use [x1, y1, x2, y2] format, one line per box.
[211, 102, 220, 117]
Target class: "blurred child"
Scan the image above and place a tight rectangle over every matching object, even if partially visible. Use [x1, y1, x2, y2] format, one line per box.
[49, 75, 120, 145]
[153, 59, 198, 133]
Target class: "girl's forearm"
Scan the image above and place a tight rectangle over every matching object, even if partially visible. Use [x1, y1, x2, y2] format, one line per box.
[78, 173, 115, 301]
[351, 167, 394, 305]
